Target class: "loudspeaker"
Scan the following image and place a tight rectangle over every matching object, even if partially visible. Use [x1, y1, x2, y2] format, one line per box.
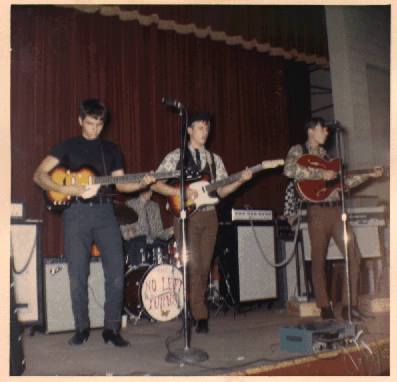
[218, 222, 277, 303]
[44, 257, 105, 333]
[10, 221, 44, 327]
[301, 225, 382, 260]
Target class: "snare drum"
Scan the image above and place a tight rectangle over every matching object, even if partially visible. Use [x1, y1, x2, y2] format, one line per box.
[124, 264, 184, 322]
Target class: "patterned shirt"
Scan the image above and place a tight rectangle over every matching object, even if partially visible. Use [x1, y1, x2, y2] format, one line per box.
[119, 197, 173, 243]
[156, 144, 229, 211]
[283, 143, 369, 202]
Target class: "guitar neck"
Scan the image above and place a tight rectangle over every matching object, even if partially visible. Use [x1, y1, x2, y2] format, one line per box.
[204, 163, 264, 194]
[94, 171, 180, 185]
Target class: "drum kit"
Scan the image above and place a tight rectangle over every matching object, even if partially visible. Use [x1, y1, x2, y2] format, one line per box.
[114, 201, 184, 324]
[124, 243, 184, 323]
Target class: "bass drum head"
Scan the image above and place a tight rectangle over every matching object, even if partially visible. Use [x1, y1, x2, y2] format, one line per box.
[124, 265, 150, 316]
[140, 264, 184, 322]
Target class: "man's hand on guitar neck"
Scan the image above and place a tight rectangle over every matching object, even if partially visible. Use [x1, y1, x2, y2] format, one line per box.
[370, 166, 383, 178]
[218, 167, 252, 198]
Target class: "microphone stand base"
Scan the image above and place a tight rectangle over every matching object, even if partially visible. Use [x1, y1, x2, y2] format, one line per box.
[165, 347, 209, 364]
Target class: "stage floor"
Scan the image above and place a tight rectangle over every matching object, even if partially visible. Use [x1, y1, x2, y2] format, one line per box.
[18, 301, 390, 376]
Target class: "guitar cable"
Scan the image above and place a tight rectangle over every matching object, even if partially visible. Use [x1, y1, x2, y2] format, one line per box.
[246, 202, 304, 268]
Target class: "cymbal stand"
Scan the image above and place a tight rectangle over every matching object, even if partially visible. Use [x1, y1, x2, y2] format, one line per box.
[215, 251, 242, 318]
[206, 267, 222, 311]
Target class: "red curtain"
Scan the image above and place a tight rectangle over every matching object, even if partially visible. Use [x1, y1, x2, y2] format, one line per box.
[11, 5, 310, 258]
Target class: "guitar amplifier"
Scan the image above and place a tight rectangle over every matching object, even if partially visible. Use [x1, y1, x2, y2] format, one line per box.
[43, 257, 105, 333]
[295, 206, 386, 260]
[231, 208, 274, 222]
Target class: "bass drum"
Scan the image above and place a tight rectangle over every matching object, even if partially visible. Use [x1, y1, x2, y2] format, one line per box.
[124, 264, 184, 322]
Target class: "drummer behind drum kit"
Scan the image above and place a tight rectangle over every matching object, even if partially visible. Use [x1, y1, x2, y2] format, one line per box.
[113, 202, 184, 324]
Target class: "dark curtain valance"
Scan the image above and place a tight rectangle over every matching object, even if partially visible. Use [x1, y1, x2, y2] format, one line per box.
[60, 4, 329, 68]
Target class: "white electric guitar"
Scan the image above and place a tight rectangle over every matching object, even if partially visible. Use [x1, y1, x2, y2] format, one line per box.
[167, 159, 284, 217]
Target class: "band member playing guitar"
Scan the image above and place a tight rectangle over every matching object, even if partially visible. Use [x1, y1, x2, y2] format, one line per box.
[283, 117, 383, 322]
[33, 99, 156, 347]
[151, 111, 253, 334]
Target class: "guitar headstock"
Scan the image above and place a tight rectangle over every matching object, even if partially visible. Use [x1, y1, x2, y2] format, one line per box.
[261, 159, 285, 169]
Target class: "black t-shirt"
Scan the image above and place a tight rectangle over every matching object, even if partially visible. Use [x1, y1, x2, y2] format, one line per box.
[50, 135, 124, 196]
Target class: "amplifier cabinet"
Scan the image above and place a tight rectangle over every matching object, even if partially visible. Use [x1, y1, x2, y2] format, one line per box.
[44, 257, 105, 333]
[10, 221, 44, 327]
[301, 226, 382, 261]
[217, 222, 277, 304]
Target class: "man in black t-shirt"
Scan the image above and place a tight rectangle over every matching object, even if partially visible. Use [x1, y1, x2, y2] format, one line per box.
[34, 99, 155, 347]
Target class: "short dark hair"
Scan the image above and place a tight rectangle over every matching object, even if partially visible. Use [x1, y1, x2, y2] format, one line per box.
[188, 111, 211, 127]
[304, 117, 325, 133]
[79, 99, 108, 122]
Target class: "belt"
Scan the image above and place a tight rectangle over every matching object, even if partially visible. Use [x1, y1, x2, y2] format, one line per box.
[309, 201, 341, 208]
[74, 196, 113, 205]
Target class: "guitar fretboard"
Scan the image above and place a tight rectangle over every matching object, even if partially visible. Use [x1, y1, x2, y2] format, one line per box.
[204, 163, 264, 193]
[94, 171, 181, 185]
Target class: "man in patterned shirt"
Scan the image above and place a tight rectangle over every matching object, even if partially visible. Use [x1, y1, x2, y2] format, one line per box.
[284, 117, 382, 321]
[120, 189, 174, 266]
[151, 111, 252, 333]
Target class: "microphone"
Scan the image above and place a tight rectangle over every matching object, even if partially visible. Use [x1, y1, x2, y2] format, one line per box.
[162, 97, 183, 109]
[324, 120, 347, 132]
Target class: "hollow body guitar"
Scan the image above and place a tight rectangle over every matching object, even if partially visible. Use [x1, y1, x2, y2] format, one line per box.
[295, 155, 387, 203]
[43, 166, 184, 211]
[167, 159, 284, 217]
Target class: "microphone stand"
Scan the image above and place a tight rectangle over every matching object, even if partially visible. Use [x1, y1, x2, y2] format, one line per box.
[165, 106, 209, 363]
[334, 122, 355, 337]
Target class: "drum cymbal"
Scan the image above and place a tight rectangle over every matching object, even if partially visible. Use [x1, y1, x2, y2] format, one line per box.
[113, 201, 138, 225]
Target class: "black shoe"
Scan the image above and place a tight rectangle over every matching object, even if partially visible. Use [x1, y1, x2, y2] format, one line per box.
[102, 328, 131, 347]
[68, 329, 90, 345]
[195, 319, 209, 334]
[320, 307, 335, 320]
[341, 306, 370, 322]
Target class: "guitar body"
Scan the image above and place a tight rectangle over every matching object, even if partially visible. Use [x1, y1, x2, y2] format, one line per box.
[44, 166, 99, 210]
[295, 155, 343, 202]
[168, 173, 216, 217]
[167, 159, 285, 217]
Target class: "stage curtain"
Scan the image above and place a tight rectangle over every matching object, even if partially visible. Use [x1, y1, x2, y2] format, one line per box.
[11, 5, 309, 258]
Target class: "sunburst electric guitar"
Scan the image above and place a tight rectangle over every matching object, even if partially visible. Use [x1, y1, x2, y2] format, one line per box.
[167, 159, 284, 217]
[43, 166, 197, 211]
[295, 155, 388, 203]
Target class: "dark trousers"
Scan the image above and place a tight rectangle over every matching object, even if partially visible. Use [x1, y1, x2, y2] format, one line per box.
[307, 205, 361, 308]
[62, 203, 124, 331]
[174, 209, 218, 321]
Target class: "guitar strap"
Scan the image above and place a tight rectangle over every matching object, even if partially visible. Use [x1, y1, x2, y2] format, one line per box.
[205, 151, 217, 182]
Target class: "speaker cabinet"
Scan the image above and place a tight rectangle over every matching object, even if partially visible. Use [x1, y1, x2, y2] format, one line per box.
[44, 257, 105, 333]
[301, 225, 382, 260]
[10, 221, 44, 327]
[217, 222, 277, 304]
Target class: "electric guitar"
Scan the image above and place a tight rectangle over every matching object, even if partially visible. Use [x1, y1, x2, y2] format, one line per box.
[295, 155, 388, 203]
[167, 159, 285, 217]
[43, 166, 196, 211]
